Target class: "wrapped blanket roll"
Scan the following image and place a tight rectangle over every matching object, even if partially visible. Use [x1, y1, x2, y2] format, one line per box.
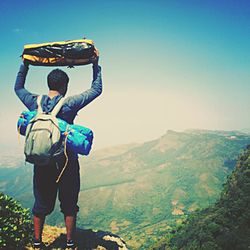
[17, 111, 93, 155]
[22, 39, 96, 67]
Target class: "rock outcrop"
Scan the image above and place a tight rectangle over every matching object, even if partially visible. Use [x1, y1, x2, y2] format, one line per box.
[26, 225, 128, 250]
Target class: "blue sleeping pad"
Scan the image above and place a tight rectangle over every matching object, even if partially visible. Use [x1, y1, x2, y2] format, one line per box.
[17, 111, 93, 155]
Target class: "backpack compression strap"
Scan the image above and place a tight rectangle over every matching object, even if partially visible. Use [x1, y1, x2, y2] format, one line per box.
[51, 97, 65, 116]
[36, 95, 65, 115]
[37, 95, 43, 113]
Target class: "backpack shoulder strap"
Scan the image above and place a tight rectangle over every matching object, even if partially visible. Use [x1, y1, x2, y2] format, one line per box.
[36, 95, 43, 113]
[51, 97, 65, 116]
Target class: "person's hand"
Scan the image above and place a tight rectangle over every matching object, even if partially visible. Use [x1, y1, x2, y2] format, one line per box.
[91, 47, 99, 65]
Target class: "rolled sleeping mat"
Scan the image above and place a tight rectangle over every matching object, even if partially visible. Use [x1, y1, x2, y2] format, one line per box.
[22, 39, 96, 66]
[66, 130, 92, 155]
[57, 119, 93, 155]
[17, 111, 37, 135]
[17, 111, 93, 155]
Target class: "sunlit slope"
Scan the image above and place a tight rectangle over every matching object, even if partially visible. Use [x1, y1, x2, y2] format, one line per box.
[167, 145, 250, 250]
[77, 130, 250, 231]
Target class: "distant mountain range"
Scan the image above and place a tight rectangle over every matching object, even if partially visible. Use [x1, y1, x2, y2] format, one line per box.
[240, 128, 250, 134]
[0, 129, 250, 249]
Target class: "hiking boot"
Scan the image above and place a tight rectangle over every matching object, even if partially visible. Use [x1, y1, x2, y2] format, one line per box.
[66, 239, 75, 249]
[33, 239, 45, 249]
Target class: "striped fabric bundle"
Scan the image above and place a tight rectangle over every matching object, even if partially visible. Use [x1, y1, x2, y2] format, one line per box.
[22, 39, 96, 67]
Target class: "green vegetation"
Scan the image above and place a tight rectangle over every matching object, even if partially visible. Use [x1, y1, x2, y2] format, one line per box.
[161, 145, 250, 250]
[0, 192, 32, 249]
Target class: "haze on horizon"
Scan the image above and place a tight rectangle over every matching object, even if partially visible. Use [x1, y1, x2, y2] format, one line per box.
[0, 0, 249, 150]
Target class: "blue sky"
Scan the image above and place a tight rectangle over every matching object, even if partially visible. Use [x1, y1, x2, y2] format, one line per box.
[0, 0, 250, 149]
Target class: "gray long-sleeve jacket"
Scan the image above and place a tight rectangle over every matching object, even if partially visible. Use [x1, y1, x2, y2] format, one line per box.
[14, 63, 102, 124]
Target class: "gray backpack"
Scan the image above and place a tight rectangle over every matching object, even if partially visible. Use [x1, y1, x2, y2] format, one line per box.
[24, 96, 65, 165]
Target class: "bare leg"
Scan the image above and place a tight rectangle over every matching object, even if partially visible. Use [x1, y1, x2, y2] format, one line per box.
[34, 214, 45, 241]
[64, 215, 76, 240]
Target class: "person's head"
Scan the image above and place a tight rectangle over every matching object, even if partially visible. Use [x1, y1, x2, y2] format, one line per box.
[47, 69, 69, 96]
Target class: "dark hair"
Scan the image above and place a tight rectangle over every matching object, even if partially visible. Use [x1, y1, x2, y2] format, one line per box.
[47, 69, 69, 91]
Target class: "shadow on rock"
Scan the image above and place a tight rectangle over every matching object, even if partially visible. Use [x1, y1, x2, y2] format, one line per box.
[49, 228, 128, 250]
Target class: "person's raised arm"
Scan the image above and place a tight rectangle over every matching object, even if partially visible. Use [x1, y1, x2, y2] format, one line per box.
[68, 48, 103, 112]
[14, 61, 38, 111]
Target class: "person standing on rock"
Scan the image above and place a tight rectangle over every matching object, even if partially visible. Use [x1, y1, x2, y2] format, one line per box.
[14, 48, 102, 249]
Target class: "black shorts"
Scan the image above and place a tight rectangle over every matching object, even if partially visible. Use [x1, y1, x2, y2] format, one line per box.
[32, 156, 80, 216]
